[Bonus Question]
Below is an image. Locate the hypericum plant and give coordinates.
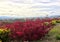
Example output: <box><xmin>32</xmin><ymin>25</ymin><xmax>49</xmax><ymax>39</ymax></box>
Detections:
<box><xmin>51</xmin><ymin>20</ymin><xmax>57</xmax><ymax>25</ymax></box>
<box><xmin>0</xmin><ymin>28</ymin><xmax>10</xmax><ymax>42</ymax></box>
<box><xmin>54</xmin><ymin>18</ymin><xmax>60</xmax><ymax>23</ymax></box>
<box><xmin>56</xmin><ymin>20</ymin><xmax>60</xmax><ymax>23</ymax></box>
<box><xmin>44</xmin><ymin>22</ymin><xmax>49</xmax><ymax>26</ymax></box>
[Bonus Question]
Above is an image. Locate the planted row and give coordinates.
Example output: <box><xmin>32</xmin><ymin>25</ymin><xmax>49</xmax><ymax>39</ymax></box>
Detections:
<box><xmin>0</xmin><ymin>18</ymin><xmax>60</xmax><ymax>42</ymax></box>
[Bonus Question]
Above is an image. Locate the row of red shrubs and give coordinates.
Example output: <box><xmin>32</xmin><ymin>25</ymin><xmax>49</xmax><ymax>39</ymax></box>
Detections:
<box><xmin>0</xmin><ymin>18</ymin><xmax>59</xmax><ymax>41</ymax></box>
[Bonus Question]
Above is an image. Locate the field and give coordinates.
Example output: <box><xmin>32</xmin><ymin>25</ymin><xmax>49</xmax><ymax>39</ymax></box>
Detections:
<box><xmin>0</xmin><ymin>18</ymin><xmax>60</xmax><ymax>42</ymax></box>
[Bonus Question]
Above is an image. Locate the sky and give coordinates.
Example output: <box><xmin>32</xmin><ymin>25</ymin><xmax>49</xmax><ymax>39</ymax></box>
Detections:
<box><xmin>0</xmin><ymin>0</ymin><xmax>60</xmax><ymax>18</ymax></box>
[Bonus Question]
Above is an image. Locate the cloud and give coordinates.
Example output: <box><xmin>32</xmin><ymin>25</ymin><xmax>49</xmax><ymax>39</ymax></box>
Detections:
<box><xmin>9</xmin><ymin>0</ymin><xmax>33</xmax><ymax>4</ymax></box>
<box><xmin>0</xmin><ymin>0</ymin><xmax>60</xmax><ymax>18</ymax></box>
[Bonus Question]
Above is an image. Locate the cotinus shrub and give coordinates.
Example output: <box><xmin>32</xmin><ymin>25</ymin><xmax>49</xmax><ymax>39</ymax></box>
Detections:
<box><xmin>5</xmin><ymin>18</ymin><xmax>54</xmax><ymax>41</ymax></box>
<box><xmin>0</xmin><ymin>18</ymin><xmax>58</xmax><ymax>42</ymax></box>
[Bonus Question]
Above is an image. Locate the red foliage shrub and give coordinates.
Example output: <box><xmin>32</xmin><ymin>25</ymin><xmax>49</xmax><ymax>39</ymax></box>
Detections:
<box><xmin>0</xmin><ymin>18</ymin><xmax>56</xmax><ymax>41</ymax></box>
<box><xmin>4</xmin><ymin>18</ymin><xmax>54</xmax><ymax>41</ymax></box>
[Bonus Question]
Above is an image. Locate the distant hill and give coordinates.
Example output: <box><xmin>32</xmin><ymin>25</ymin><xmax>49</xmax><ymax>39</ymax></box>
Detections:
<box><xmin>0</xmin><ymin>16</ymin><xmax>18</xmax><ymax>20</ymax></box>
<box><xmin>0</xmin><ymin>15</ymin><xmax>60</xmax><ymax>20</ymax></box>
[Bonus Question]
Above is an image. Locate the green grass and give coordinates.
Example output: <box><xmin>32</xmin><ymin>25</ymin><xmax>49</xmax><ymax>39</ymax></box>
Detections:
<box><xmin>40</xmin><ymin>24</ymin><xmax>60</xmax><ymax>42</ymax></box>
<box><xmin>49</xmin><ymin>24</ymin><xmax>60</xmax><ymax>35</ymax></box>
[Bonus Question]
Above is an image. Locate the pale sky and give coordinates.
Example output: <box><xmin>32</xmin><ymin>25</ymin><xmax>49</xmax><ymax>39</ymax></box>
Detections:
<box><xmin>0</xmin><ymin>0</ymin><xmax>60</xmax><ymax>18</ymax></box>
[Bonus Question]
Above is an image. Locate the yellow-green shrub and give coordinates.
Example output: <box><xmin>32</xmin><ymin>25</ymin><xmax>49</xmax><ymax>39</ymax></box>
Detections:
<box><xmin>0</xmin><ymin>28</ymin><xmax>10</xmax><ymax>42</ymax></box>
<box><xmin>51</xmin><ymin>20</ymin><xmax>57</xmax><ymax>25</ymax></box>
<box><xmin>44</xmin><ymin>22</ymin><xmax>49</xmax><ymax>26</ymax></box>
<box><xmin>56</xmin><ymin>20</ymin><xmax>60</xmax><ymax>23</ymax></box>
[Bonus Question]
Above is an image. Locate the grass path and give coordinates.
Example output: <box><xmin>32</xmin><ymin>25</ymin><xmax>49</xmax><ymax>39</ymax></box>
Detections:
<box><xmin>40</xmin><ymin>23</ymin><xmax>60</xmax><ymax>42</ymax></box>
